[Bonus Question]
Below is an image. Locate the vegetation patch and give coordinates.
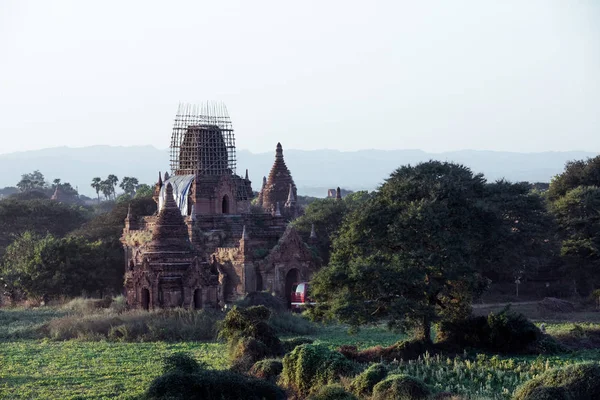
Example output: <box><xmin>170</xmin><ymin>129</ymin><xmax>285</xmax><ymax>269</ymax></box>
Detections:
<box><xmin>349</xmin><ymin>362</ymin><xmax>387</xmax><ymax>397</ymax></box>
<box><xmin>371</xmin><ymin>374</ymin><xmax>431</xmax><ymax>400</ymax></box>
<box><xmin>308</xmin><ymin>384</ymin><xmax>358</xmax><ymax>400</ymax></box>
<box><xmin>145</xmin><ymin>352</ymin><xmax>286</xmax><ymax>400</ymax></box>
<box><xmin>281</xmin><ymin>343</ymin><xmax>355</xmax><ymax>396</ymax></box>
<box><xmin>512</xmin><ymin>362</ymin><xmax>600</xmax><ymax>400</ymax></box>
<box><xmin>249</xmin><ymin>358</ymin><xmax>283</xmax><ymax>383</ymax></box>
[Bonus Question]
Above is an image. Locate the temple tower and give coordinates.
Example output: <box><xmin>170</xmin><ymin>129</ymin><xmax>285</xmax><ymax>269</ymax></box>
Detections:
<box><xmin>261</xmin><ymin>143</ymin><xmax>298</xmax><ymax>219</ymax></box>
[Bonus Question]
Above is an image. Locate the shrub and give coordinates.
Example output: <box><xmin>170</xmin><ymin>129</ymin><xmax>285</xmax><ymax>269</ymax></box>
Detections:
<box><xmin>219</xmin><ymin>305</ymin><xmax>284</xmax><ymax>370</ymax></box>
<box><xmin>487</xmin><ymin>308</ymin><xmax>540</xmax><ymax>353</ymax></box>
<box><xmin>371</xmin><ymin>374</ymin><xmax>431</xmax><ymax>400</ymax></box>
<box><xmin>308</xmin><ymin>384</ymin><xmax>358</xmax><ymax>400</ymax></box>
<box><xmin>231</xmin><ymin>337</ymin><xmax>271</xmax><ymax>372</ymax></box>
<box><xmin>145</xmin><ymin>369</ymin><xmax>286</xmax><ymax>400</ymax></box>
<box><xmin>162</xmin><ymin>353</ymin><xmax>203</xmax><ymax>374</ymax></box>
<box><xmin>438</xmin><ymin>308</ymin><xmax>553</xmax><ymax>354</ymax></box>
<box><xmin>512</xmin><ymin>362</ymin><xmax>600</xmax><ymax>400</ymax></box>
<box><xmin>281</xmin><ymin>344</ymin><xmax>354</xmax><ymax>395</ymax></box>
<box><xmin>249</xmin><ymin>359</ymin><xmax>283</xmax><ymax>383</ymax></box>
<box><xmin>282</xmin><ymin>337</ymin><xmax>314</xmax><ymax>353</ymax></box>
<box><xmin>350</xmin><ymin>363</ymin><xmax>387</xmax><ymax>396</ymax></box>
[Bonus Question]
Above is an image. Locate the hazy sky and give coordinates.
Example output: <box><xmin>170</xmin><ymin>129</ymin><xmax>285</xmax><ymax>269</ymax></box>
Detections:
<box><xmin>1</xmin><ymin>0</ymin><xmax>598</xmax><ymax>155</ymax></box>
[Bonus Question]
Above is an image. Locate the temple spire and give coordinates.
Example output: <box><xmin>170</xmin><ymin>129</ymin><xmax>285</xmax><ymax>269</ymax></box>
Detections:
<box><xmin>286</xmin><ymin>183</ymin><xmax>296</xmax><ymax>204</ymax></box>
<box><xmin>310</xmin><ymin>223</ymin><xmax>317</xmax><ymax>239</ymax></box>
<box><xmin>158</xmin><ymin>171</ymin><xmax>163</xmax><ymax>187</ymax></box>
<box><xmin>164</xmin><ymin>171</ymin><xmax>170</xmax><ymax>182</ymax></box>
<box><xmin>262</xmin><ymin>176</ymin><xmax>267</xmax><ymax>189</ymax></box>
<box><xmin>245</xmin><ymin>169</ymin><xmax>249</xmax><ymax>180</ymax></box>
<box><xmin>336</xmin><ymin>187</ymin><xmax>342</xmax><ymax>200</ymax></box>
<box><xmin>241</xmin><ymin>225</ymin><xmax>249</xmax><ymax>240</ymax></box>
<box><xmin>275</xmin><ymin>201</ymin><xmax>281</xmax><ymax>217</ymax></box>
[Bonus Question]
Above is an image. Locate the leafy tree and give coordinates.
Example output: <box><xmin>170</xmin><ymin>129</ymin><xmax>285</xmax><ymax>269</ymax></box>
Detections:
<box><xmin>548</xmin><ymin>155</ymin><xmax>600</xmax><ymax>295</ymax></box>
<box><xmin>0</xmin><ymin>232</ymin><xmax>122</xmax><ymax>299</ymax></box>
<box><xmin>479</xmin><ymin>180</ymin><xmax>559</xmax><ymax>282</ymax></box>
<box><xmin>91</xmin><ymin>177</ymin><xmax>102</xmax><ymax>203</ymax></box>
<box><xmin>292</xmin><ymin>191</ymin><xmax>372</xmax><ymax>264</ymax></box>
<box><xmin>119</xmin><ymin>177</ymin><xmax>139</xmax><ymax>198</ymax></box>
<box><xmin>309</xmin><ymin>161</ymin><xmax>493</xmax><ymax>341</ymax></box>
<box><xmin>0</xmin><ymin>198</ymin><xmax>88</xmax><ymax>258</ymax></box>
<box><xmin>548</xmin><ymin>155</ymin><xmax>600</xmax><ymax>201</ymax></box>
<box><xmin>551</xmin><ymin>186</ymin><xmax>600</xmax><ymax>294</ymax></box>
<box><xmin>16</xmin><ymin>170</ymin><xmax>46</xmax><ymax>192</ymax></box>
<box><xmin>135</xmin><ymin>184</ymin><xmax>153</xmax><ymax>199</ymax></box>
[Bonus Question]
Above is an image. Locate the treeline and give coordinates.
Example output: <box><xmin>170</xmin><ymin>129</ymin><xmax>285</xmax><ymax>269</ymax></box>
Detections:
<box><xmin>0</xmin><ymin>170</ymin><xmax>157</xmax><ymax>303</ymax></box>
<box><xmin>292</xmin><ymin>156</ymin><xmax>600</xmax><ymax>339</ymax></box>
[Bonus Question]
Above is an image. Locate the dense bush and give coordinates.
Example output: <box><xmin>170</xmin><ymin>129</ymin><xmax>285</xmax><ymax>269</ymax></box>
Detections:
<box><xmin>219</xmin><ymin>305</ymin><xmax>284</xmax><ymax>371</ymax></box>
<box><xmin>162</xmin><ymin>353</ymin><xmax>204</xmax><ymax>374</ymax></box>
<box><xmin>339</xmin><ymin>339</ymin><xmax>433</xmax><ymax>363</ymax></box>
<box><xmin>307</xmin><ymin>384</ymin><xmax>358</xmax><ymax>400</ymax></box>
<box><xmin>282</xmin><ymin>337</ymin><xmax>314</xmax><ymax>353</ymax></box>
<box><xmin>145</xmin><ymin>369</ymin><xmax>286</xmax><ymax>400</ymax></box>
<box><xmin>249</xmin><ymin>359</ymin><xmax>283</xmax><ymax>383</ymax></box>
<box><xmin>349</xmin><ymin>363</ymin><xmax>387</xmax><ymax>397</ymax></box>
<box><xmin>371</xmin><ymin>374</ymin><xmax>431</xmax><ymax>400</ymax></box>
<box><xmin>281</xmin><ymin>343</ymin><xmax>354</xmax><ymax>395</ymax></box>
<box><xmin>41</xmin><ymin>308</ymin><xmax>220</xmax><ymax>341</ymax></box>
<box><xmin>512</xmin><ymin>362</ymin><xmax>600</xmax><ymax>400</ymax></box>
<box><xmin>437</xmin><ymin>308</ymin><xmax>558</xmax><ymax>354</ymax></box>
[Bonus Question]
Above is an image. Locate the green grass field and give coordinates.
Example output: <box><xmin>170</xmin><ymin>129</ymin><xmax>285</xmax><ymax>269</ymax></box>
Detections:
<box><xmin>1</xmin><ymin>307</ymin><xmax>600</xmax><ymax>399</ymax></box>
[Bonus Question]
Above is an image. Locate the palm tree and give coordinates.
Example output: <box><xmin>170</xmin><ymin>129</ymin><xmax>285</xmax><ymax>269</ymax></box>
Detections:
<box><xmin>107</xmin><ymin>175</ymin><xmax>119</xmax><ymax>200</ymax></box>
<box><xmin>100</xmin><ymin>180</ymin><xmax>113</xmax><ymax>200</ymax></box>
<box><xmin>91</xmin><ymin>177</ymin><xmax>102</xmax><ymax>203</ymax></box>
<box><xmin>119</xmin><ymin>177</ymin><xmax>139</xmax><ymax>198</ymax></box>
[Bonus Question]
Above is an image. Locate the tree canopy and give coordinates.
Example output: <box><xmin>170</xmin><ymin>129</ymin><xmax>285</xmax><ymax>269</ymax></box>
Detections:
<box><xmin>309</xmin><ymin>161</ymin><xmax>493</xmax><ymax>340</ymax></box>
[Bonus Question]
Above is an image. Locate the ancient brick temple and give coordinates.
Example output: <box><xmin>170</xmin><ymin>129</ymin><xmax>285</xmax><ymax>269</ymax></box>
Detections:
<box><xmin>122</xmin><ymin>104</ymin><xmax>318</xmax><ymax>310</ymax></box>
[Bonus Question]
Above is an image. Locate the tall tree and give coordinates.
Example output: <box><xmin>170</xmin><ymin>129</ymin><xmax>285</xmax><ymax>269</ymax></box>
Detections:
<box><xmin>100</xmin><ymin>180</ymin><xmax>113</xmax><ymax>200</ymax></box>
<box><xmin>309</xmin><ymin>161</ymin><xmax>492</xmax><ymax>341</ymax></box>
<box><xmin>134</xmin><ymin>184</ymin><xmax>153</xmax><ymax>199</ymax></box>
<box><xmin>107</xmin><ymin>175</ymin><xmax>119</xmax><ymax>199</ymax></box>
<box><xmin>16</xmin><ymin>170</ymin><xmax>46</xmax><ymax>192</ymax></box>
<box><xmin>119</xmin><ymin>177</ymin><xmax>139</xmax><ymax>198</ymax></box>
<box><xmin>91</xmin><ymin>177</ymin><xmax>102</xmax><ymax>203</ymax></box>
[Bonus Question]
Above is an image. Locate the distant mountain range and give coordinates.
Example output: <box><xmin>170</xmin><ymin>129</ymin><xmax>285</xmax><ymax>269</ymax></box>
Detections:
<box><xmin>0</xmin><ymin>146</ymin><xmax>597</xmax><ymax>198</ymax></box>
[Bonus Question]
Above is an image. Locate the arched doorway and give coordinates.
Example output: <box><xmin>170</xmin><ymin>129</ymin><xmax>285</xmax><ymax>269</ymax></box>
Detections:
<box><xmin>222</xmin><ymin>195</ymin><xmax>229</xmax><ymax>214</ymax></box>
<box><xmin>285</xmin><ymin>269</ymin><xmax>300</xmax><ymax>309</ymax></box>
<box><xmin>193</xmin><ymin>288</ymin><xmax>202</xmax><ymax>309</ymax></box>
<box><xmin>141</xmin><ymin>288</ymin><xmax>150</xmax><ymax>311</ymax></box>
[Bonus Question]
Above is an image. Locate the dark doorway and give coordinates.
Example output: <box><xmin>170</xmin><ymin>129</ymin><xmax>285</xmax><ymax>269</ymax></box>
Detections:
<box><xmin>285</xmin><ymin>269</ymin><xmax>300</xmax><ymax>309</ymax></box>
<box><xmin>193</xmin><ymin>289</ymin><xmax>202</xmax><ymax>309</ymax></box>
<box><xmin>256</xmin><ymin>271</ymin><xmax>263</xmax><ymax>292</ymax></box>
<box><xmin>141</xmin><ymin>288</ymin><xmax>150</xmax><ymax>311</ymax></box>
<box><xmin>222</xmin><ymin>195</ymin><xmax>229</xmax><ymax>214</ymax></box>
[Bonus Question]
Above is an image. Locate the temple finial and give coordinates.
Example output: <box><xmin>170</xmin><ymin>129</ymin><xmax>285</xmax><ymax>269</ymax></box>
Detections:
<box><xmin>241</xmin><ymin>225</ymin><xmax>249</xmax><ymax>240</ymax></box>
<box><xmin>158</xmin><ymin>171</ymin><xmax>163</xmax><ymax>186</ymax></box>
<box><xmin>276</xmin><ymin>142</ymin><xmax>283</xmax><ymax>159</ymax></box>
<box><xmin>310</xmin><ymin>223</ymin><xmax>317</xmax><ymax>239</ymax></box>
<box><xmin>245</xmin><ymin>169</ymin><xmax>249</xmax><ymax>180</ymax></box>
<box><xmin>164</xmin><ymin>171</ymin><xmax>170</xmax><ymax>181</ymax></box>
<box><xmin>275</xmin><ymin>201</ymin><xmax>281</xmax><ymax>217</ymax></box>
<box><xmin>336</xmin><ymin>187</ymin><xmax>342</xmax><ymax>200</ymax></box>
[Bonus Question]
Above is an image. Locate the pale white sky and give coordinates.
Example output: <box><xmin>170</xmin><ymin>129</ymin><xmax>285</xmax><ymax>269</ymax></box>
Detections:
<box><xmin>0</xmin><ymin>0</ymin><xmax>598</xmax><ymax>155</ymax></box>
